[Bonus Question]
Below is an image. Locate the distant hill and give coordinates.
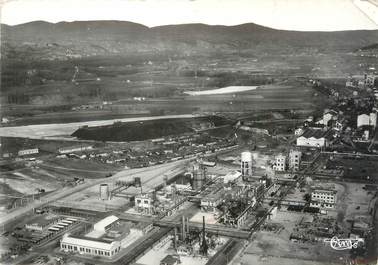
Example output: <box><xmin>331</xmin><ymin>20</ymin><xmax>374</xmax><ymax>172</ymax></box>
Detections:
<box><xmin>1</xmin><ymin>20</ymin><xmax>378</xmax><ymax>60</ymax></box>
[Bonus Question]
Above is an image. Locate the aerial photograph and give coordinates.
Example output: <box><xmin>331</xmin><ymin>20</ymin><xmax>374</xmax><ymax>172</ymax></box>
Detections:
<box><xmin>0</xmin><ymin>0</ymin><xmax>377</xmax><ymax>264</ymax></box>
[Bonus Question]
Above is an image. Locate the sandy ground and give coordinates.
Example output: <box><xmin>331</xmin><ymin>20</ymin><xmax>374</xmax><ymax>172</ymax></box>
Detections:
<box><xmin>185</xmin><ymin>86</ymin><xmax>258</xmax><ymax>96</ymax></box>
<box><xmin>0</xmin><ymin>114</ymin><xmax>196</xmax><ymax>139</ymax></box>
<box><xmin>234</xmin><ymin>210</ymin><xmax>349</xmax><ymax>265</ymax></box>
<box><xmin>190</xmin><ymin>211</ymin><xmax>219</xmax><ymax>225</ymax></box>
<box><xmin>137</xmin><ymin>237</ymin><xmax>208</xmax><ymax>265</ymax></box>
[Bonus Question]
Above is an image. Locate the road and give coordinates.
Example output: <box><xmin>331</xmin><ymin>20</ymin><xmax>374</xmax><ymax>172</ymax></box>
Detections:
<box><xmin>0</xmin><ymin>158</ymin><xmax>192</xmax><ymax>228</ymax></box>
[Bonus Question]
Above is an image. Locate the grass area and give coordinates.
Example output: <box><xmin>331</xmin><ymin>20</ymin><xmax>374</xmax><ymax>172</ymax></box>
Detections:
<box><xmin>72</xmin><ymin>115</ymin><xmax>232</xmax><ymax>142</ymax></box>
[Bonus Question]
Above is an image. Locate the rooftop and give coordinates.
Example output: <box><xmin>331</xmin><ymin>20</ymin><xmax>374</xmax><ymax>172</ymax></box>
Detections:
<box><xmin>300</xmin><ymin>128</ymin><xmax>333</xmax><ymax>139</ymax></box>
<box><xmin>94</xmin><ymin>215</ymin><xmax>119</xmax><ymax>230</ymax></box>
<box><xmin>61</xmin><ymin>234</ymin><xmax>119</xmax><ymax>251</ymax></box>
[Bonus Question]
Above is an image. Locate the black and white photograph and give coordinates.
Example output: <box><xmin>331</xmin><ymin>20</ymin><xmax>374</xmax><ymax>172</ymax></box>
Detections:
<box><xmin>0</xmin><ymin>0</ymin><xmax>378</xmax><ymax>264</ymax></box>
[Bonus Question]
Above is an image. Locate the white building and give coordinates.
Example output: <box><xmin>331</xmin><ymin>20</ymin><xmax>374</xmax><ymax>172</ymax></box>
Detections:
<box><xmin>241</xmin><ymin>151</ymin><xmax>253</xmax><ymax>179</ymax></box>
<box><xmin>296</xmin><ymin>128</ymin><xmax>331</xmax><ymax>148</ymax></box>
<box><xmin>357</xmin><ymin>113</ymin><xmax>377</xmax><ymax>128</ymax></box>
<box><xmin>60</xmin><ymin>234</ymin><xmax>121</xmax><ymax>258</ymax></box>
<box><xmin>58</xmin><ymin>145</ymin><xmax>93</xmax><ymax>154</ymax></box>
<box><xmin>288</xmin><ymin>150</ymin><xmax>302</xmax><ymax>172</ymax></box>
<box><xmin>294</xmin><ymin>128</ymin><xmax>304</xmax><ymax>136</ymax></box>
<box><xmin>322</xmin><ymin>110</ymin><xmax>337</xmax><ymax>127</ymax></box>
<box><xmin>134</xmin><ymin>193</ymin><xmax>154</xmax><ymax>215</ymax></box>
<box><xmin>18</xmin><ymin>148</ymin><xmax>39</xmax><ymax>156</ymax></box>
<box><xmin>273</xmin><ymin>154</ymin><xmax>286</xmax><ymax>172</ymax></box>
<box><xmin>93</xmin><ymin>215</ymin><xmax>119</xmax><ymax>233</ymax></box>
<box><xmin>222</xmin><ymin>171</ymin><xmax>242</xmax><ymax>184</ymax></box>
<box><xmin>310</xmin><ymin>189</ymin><xmax>337</xmax><ymax>209</ymax></box>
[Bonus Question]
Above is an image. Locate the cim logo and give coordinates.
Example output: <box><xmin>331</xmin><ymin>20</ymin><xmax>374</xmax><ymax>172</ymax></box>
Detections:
<box><xmin>324</xmin><ymin>236</ymin><xmax>364</xmax><ymax>251</ymax></box>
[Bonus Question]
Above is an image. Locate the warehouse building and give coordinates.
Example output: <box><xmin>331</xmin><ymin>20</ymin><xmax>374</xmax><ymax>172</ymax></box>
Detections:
<box><xmin>18</xmin><ymin>148</ymin><xmax>39</xmax><ymax>156</ymax></box>
<box><xmin>58</xmin><ymin>145</ymin><xmax>93</xmax><ymax>154</ymax></box>
<box><xmin>60</xmin><ymin>234</ymin><xmax>121</xmax><ymax>258</ymax></box>
<box><xmin>296</xmin><ymin>128</ymin><xmax>333</xmax><ymax>148</ymax></box>
<box><xmin>60</xmin><ymin>215</ymin><xmax>122</xmax><ymax>258</ymax></box>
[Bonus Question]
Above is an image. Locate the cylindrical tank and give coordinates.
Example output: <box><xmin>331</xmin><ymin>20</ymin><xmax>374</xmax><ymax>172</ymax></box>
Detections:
<box><xmin>99</xmin><ymin>184</ymin><xmax>109</xmax><ymax>200</ymax></box>
<box><xmin>192</xmin><ymin>163</ymin><xmax>204</xmax><ymax>190</ymax></box>
<box><xmin>241</xmin><ymin>151</ymin><xmax>253</xmax><ymax>179</ymax></box>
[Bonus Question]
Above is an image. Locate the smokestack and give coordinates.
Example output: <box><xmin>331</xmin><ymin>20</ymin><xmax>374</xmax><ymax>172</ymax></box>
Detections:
<box><xmin>174</xmin><ymin>227</ymin><xmax>177</xmax><ymax>250</ymax></box>
<box><xmin>182</xmin><ymin>215</ymin><xmax>186</xmax><ymax>241</ymax></box>
<box><xmin>202</xmin><ymin>215</ymin><xmax>205</xmax><ymax>237</ymax></box>
<box><xmin>200</xmin><ymin>215</ymin><xmax>208</xmax><ymax>256</ymax></box>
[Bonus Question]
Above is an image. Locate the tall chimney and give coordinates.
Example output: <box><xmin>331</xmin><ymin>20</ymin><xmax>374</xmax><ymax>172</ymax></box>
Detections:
<box><xmin>182</xmin><ymin>215</ymin><xmax>186</xmax><ymax>241</ymax></box>
<box><xmin>174</xmin><ymin>227</ymin><xmax>177</xmax><ymax>250</ymax></box>
<box><xmin>199</xmin><ymin>215</ymin><xmax>208</xmax><ymax>255</ymax></box>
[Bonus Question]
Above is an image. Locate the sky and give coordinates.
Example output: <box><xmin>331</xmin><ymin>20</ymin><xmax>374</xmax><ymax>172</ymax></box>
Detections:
<box><xmin>0</xmin><ymin>0</ymin><xmax>377</xmax><ymax>31</ymax></box>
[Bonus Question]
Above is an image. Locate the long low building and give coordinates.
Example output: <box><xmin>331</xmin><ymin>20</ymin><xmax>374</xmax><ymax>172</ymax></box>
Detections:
<box><xmin>61</xmin><ymin>234</ymin><xmax>121</xmax><ymax>258</ymax></box>
<box><xmin>296</xmin><ymin>128</ymin><xmax>333</xmax><ymax>148</ymax></box>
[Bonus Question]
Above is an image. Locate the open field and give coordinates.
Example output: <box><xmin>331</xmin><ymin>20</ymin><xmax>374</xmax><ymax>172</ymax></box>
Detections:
<box><xmin>72</xmin><ymin>115</ymin><xmax>231</xmax><ymax>142</ymax></box>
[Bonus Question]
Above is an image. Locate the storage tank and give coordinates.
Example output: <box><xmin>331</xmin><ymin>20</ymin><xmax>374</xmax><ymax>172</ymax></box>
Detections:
<box><xmin>99</xmin><ymin>184</ymin><xmax>109</xmax><ymax>200</ymax></box>
<box><xmin>241</xmin><ymin>151</ymin><xmax>253</xmax><ymax>180</ymax></box>
<box><xmin>192</xmin><ymin>162</ymin><xmax>205</xmax><ymax>190</ymax></box>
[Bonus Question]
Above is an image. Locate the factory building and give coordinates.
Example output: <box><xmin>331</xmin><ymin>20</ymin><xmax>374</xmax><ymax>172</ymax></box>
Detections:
<box><xmin>60</xmin><ymin>234</ymin><xmax>121</xmax><ymax>258</ymax></box>
<box><xmin>201</xmin><ymin>191</ymin><xmax>223</xmax><ymax>212</ymax></box>
<box><xmin>357</xmin><ymin>113</ymin><xmax>377</xmax><ymax>128</ymax></box>
<box><xmin>60</xmin><ymin>215</ymin><xmax>121</xmax><ymax>258</ymax></box>
<box><xmin>58</xmin><ymin>145</ymin><xmax>93</xmax><ymax>154</ymax></box>
<box><xmin>93</xmin><ymin>215</ymin><xmax>119</xmax><ymax>233</ymax></box>
<box><xmin>18</xmin><ymin>148</ymin><xmax>39</xmax><ymax>156</ymax></box>
<box><xmin>134</xmin><ymin>193</ymin><xmax>154</xmax><ymax>215</ymax></box>
<box><xmin>241</xmin><ymin>151</ymin><xmax>253</xmax><ymax>180</ymax></box>
<box><xmin>321</xmin><ymin>110</ymin><xmax>338</xmax><ymax>127</ymax></box>
<box><xmin>310</xmin><ymin>189</ymin><xmax>337</xmax><ymax>209</ymax></box>
<box><xmin>288</xmin><ymin>150</ymin><xmax>302</xmax><ymax>172</ymax></box>
<box><xmin>273</xmin><ymin>154</ymin><xmax>286</xmax><ymax>172</ymax></box>
<box><xmin>296</xmin><ymin>128</ymin><xmax>332</xmax><ymax>148</ymax></box>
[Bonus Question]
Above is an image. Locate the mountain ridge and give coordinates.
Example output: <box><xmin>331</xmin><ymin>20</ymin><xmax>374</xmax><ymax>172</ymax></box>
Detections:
<box><xmin>2</xmin><ymin>20</ymin><xmax>378</xmax><ymax>60</ymax></box>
